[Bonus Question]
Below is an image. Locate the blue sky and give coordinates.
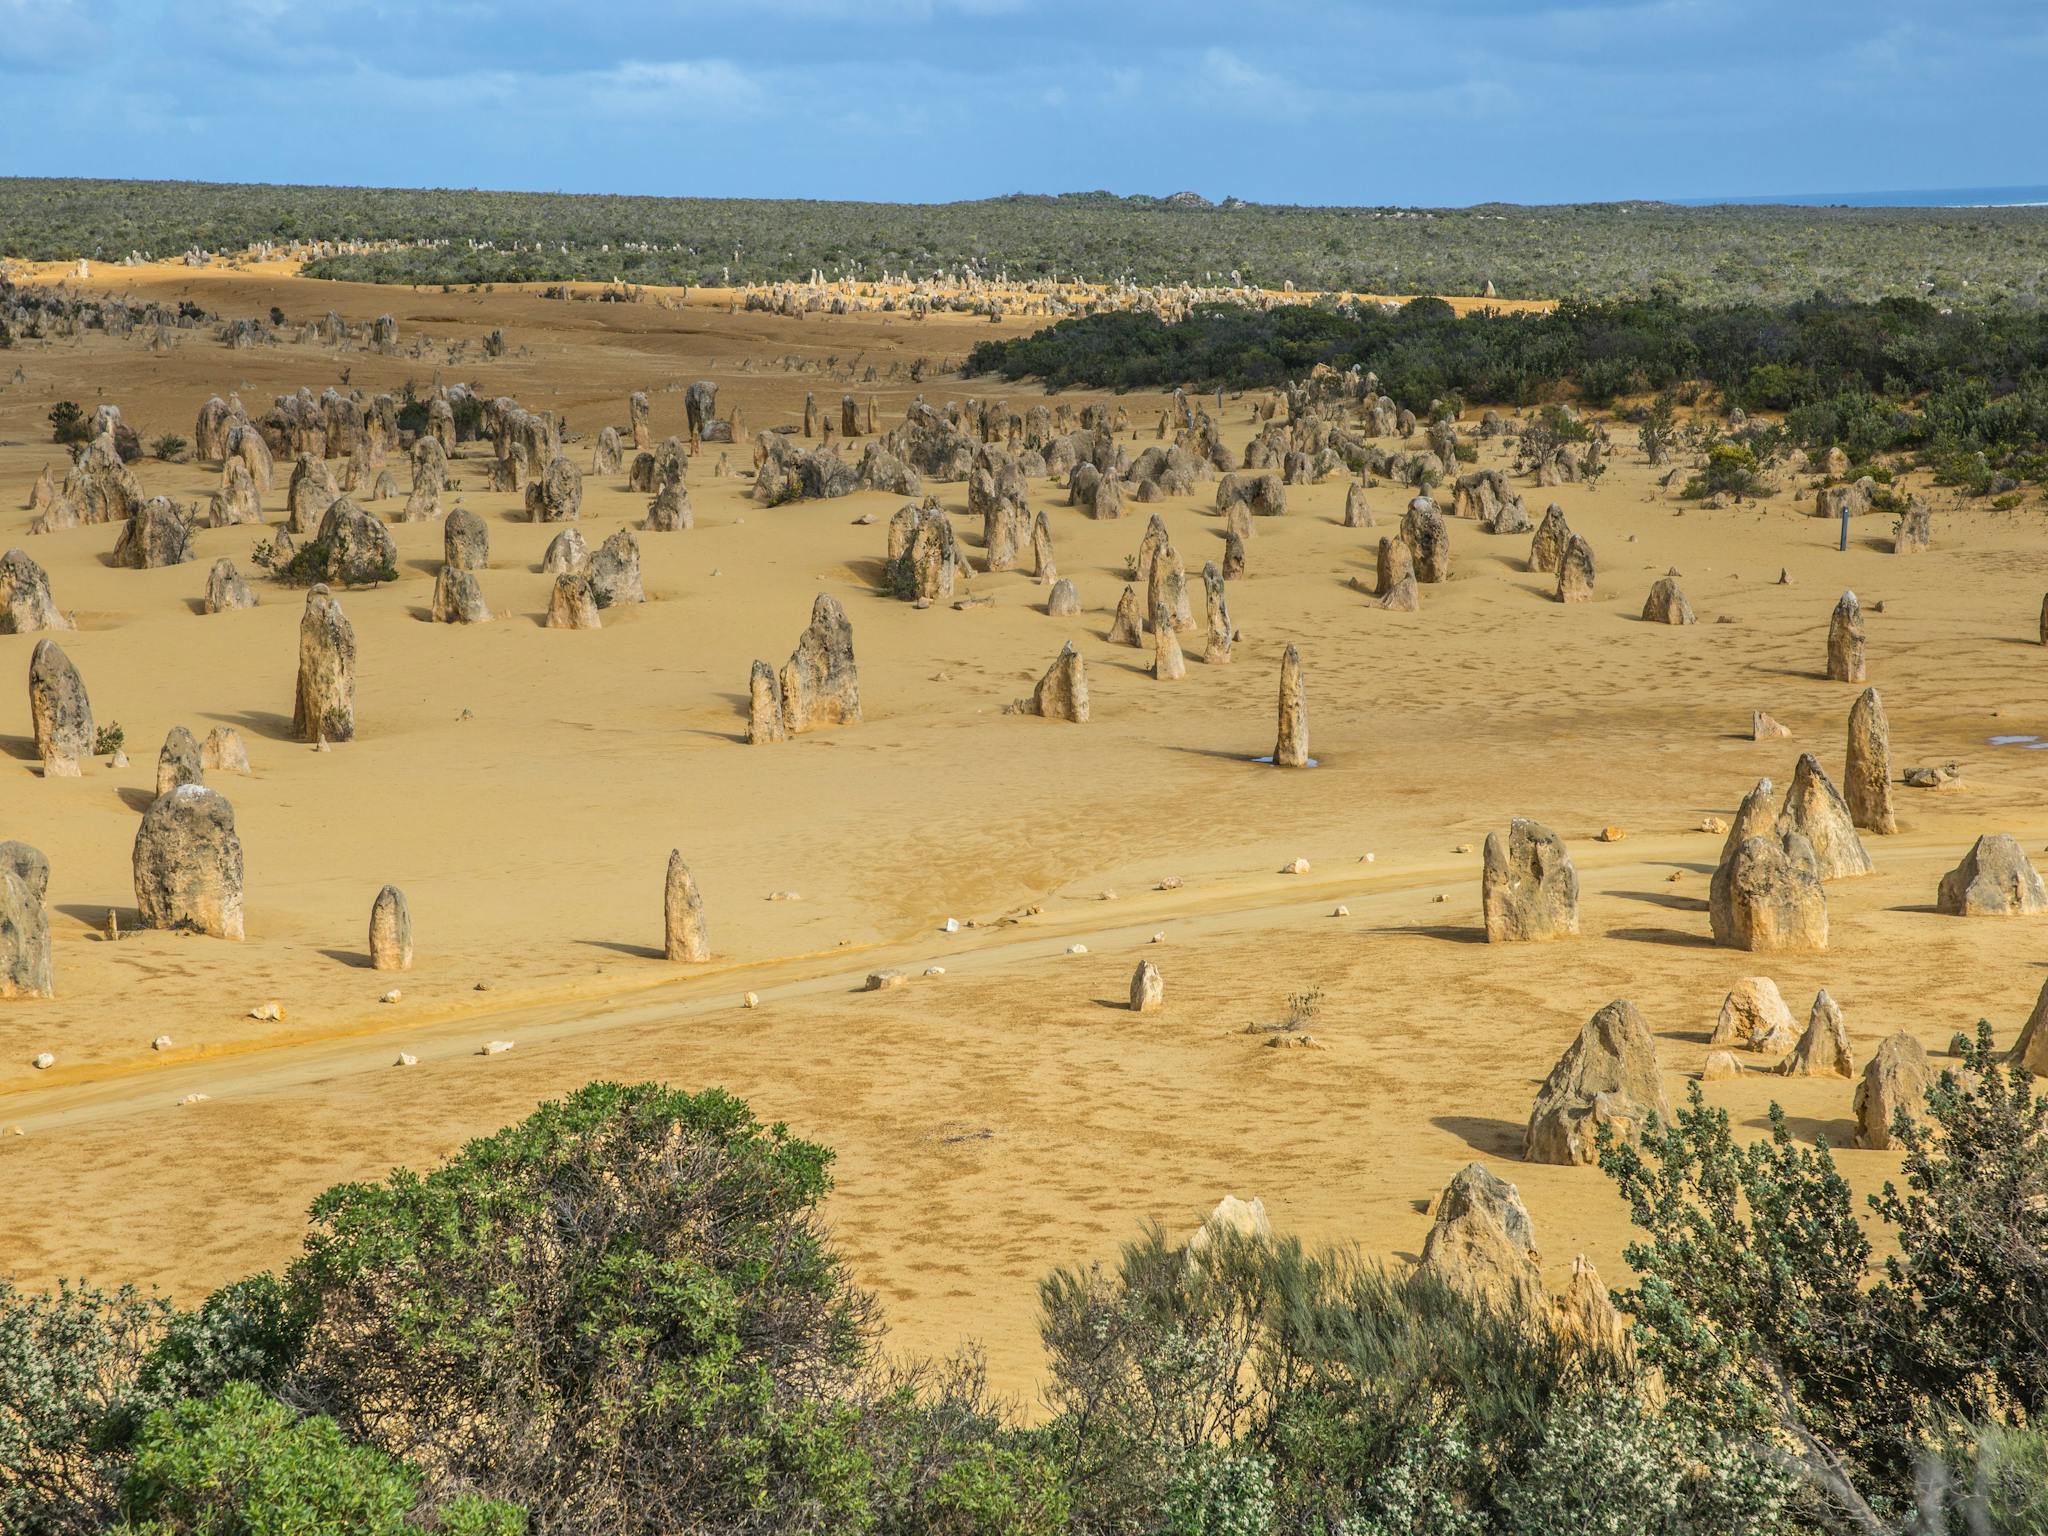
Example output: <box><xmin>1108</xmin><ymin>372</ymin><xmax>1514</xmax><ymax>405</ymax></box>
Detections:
<box><xmin>0</xmin><ymin>0</ymin><xmax>2038</xmax><ymax>206</ymax></box>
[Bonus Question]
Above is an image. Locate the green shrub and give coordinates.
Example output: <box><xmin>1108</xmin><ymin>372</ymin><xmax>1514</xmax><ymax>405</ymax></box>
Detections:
<box><xmin>0</xmin><ymin>1279</ymin><xmax>169</xmax><ymax>1535</ymax></box>
<box><xmin>113</xmin><ymin>1382</ymin><xmax>523</xmax><ymax>1536</ymax></box>
<box><xmin>286</xmin><ymin>1082</ymin><xmax>878</xmax><ymax>1535</ymax></box>
<box><xmin>48</xmin><ymin>401</ymin><xmax>90</xmax><ymax>445</ymax></box>
<box><xmin>150</xmin><ymin>434</ymin><xmax>188</xmax><ymax>462</ymax></box>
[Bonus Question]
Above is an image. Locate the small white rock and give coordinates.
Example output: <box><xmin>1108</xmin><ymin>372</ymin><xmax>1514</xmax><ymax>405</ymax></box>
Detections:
<box><xmin>1333</xmin><ymin>905</ymin><xmax>1349</xmax><ymax>917</ymax></box>
<box><xmin>479</xmin><ymin>1039</ymin><xmax>514</xmax><ymax>1055</ymax></box>
<box><xmin>942</xmin><ymin>917</ymin><xmax>960</xmax><ymax>934</ymax></box>
<box><xmin>1285</xmin><ymin>858</ymin><xmax>1310</xmax><ymax>875</ymax></box>
<box><xmin>379</xmin><ymin>989</ymin><xmax>402</xmax><ymax>1004</ymax></box>
<box><xmin>151</xmin><ymin>1034</ymin><xmax>172</xmax><ymax>1051</ymax></box>
<box><xmin>1157</xmin><ymin>875</ymin><xmax>1183</xmax><ymax>890</ymax></box>
<box><xmin>1363</xmin><ymin>852</ymin><xmax>1376</xmax><ymax>863</ymax></box>
<box><xmin>865</xmin><ymin>969</ymin><xmax>908</xmax><ymax>991</ymax></box>
<box><xmin>742</xmin><ymin>991</ymin><xmax>760</xmax><ymax>1009</ymax></box>
<box><xmin>1150</xmin><ymin>931</ymin><xmax>1166</xmax><ymax>944</ymax></box>
<box><xmin>249</xmin><ymin>1000</ymin><xmax>283</xmax><ymax>1021</ymax></box>
<box><xmin>924</xmin><ymin>965</ymin><xmax>946</xmax><ymax>976</ymax></box>
<box><xmin>31</xmin><ymin>1052</ymin><xmax>55</xmax><ymax>1071</ymax></box>
<box><xmin>394</xmin><ymin>1052</ymin><xmax>418</xmax><ymax>1067</ymax></box>
<box><xmin>179</xmin><ymin>1093</ymin><xmax>209</xmax><ymax>1105</ymax></box>
<box><xmin>1066</xmin><ymin>943</ymin><xmax>1089</xmax><ymax>956</ymax></box>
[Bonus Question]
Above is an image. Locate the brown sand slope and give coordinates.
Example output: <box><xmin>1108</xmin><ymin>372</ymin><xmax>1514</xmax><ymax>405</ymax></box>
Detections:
<box><xmin>3</xmin><ymin>268</ymin><xmax>2046</xmax><ymax>1399</ymax></box>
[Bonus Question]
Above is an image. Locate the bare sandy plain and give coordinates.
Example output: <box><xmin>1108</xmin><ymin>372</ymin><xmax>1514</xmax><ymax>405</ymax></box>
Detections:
<box><xmin>3</xmin><ymin>263</ymin><xmax>2047</xmax><ymax>1401</ymax></box>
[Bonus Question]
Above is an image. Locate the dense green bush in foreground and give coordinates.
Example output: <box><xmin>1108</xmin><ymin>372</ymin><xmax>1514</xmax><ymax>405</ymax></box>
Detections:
<box><xmin>3</xmin><ymin>1033</ymin><xmax>2043</xmax><ymax>1534</ymax></box>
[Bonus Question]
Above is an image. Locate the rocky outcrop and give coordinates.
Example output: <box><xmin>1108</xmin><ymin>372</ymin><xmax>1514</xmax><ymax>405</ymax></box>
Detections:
<box><xmin>663</xmin><ymin>850</ymin><xmax>709</xmax><ymax>962</ymax></box>
<box><xmin>1774</xmin><ymin>753</ymin><xmax>1873</xmax><ymax>880</ymax></box>
<box><xmin>1108</xmin><ymin>585</ymin><xmax>1144</xmax><ymax>646</ymax></box>
<box><xmin>1555</xmin><ymin>534</ymin><xmax>1595</xmax><ymax>603</ymax></box>
<box><xmin>305</xmin><ymin>498</ymin><xmax>397</xmax><ymax>586</ymax></box>
<box><xmin>1710</xmin><ymin>976</ymin><xmax>1797</xmax><ymax>1051</ymax></box>
<box><xmin>369</xmin><ymin>885</ymin><xmax>412</xmax><ymax>970</ymax></box>
<box><xmin>587</xmin><ymin>529</ymin><xmax>644</xmax><ymax>607</ymax></box>
<box><xmin>1272</xmin><ymin>645</ymin><xmax>1308</xmax><ymax>766</ymax></box>
<box><xmin>1129</xmin><ymin>959</ymin><xmax>1163</xmax><ymax>1013</ymax></box>
<box><xmin>545</xmin><ymin>574</ymin><xmax>600</xmax><ymax>630</ymax></box>
<box><xmin>1853</xmin><ymin>1032</ymin><xmax>1931</xmax><ymax>1150</ymax></box>
<box><xmin>0</xmin><ymin>840</ymin><xmax>53</xmax><ymax>999</ymax></box>
<box><xmin>292</xmin><ymin>585</ymin><xmax>356</xmax><ymax>744</ymax></box>
<box><xmin>525</xmin><ymin>456</ymin><xmax>584</xmax><ymax>522</ymax></box>
<box><xmin>1529</xmin><ymin>503</ymin><xmax>1571</xmax><ymax>573</ymax></box>
<box><xmin>443</xmin><ymin>507</ymin><xmax>490</xmax><ymax>571</ymax></box>
<box><xmin>113</xmin><ymin>498</ymin><xmax>194</xmax><ymax>569</ymax></box>
<box><xmin>0</xmin><ymin>548</ymin><xmax>69</xmax><ymax>633</ymax></box>
<box><xmin>1482</xmin><ymin>818</ymin><xmax>1579</xmax><ymax>943</ymax></box>
<box><xmin>1844</xmin><ymin>687</ymin><xmax>1895</xmax><ymax>835</ymax></box>
<box><xmin>155</xmin><ymin>725</ymin><xmax>203</xmax><ymax>797</ymax></box>
<box><xmin>541</xmin><ymin>527</ymin><xmax>588</xmax><ymax>576</ymax></box>
<box><xmin>1721</xmin><ymin>778</ymin><xmax>1778</xmax><ymax>864</ymax></box>
<box><xmin>203</xmin><ymin>558</ymin><xmax>256</xmax><ymax>614</ymax></box>
<box><xmin>1400</xmin><ymin>498</ymin><xmax>1450</xmax><ymax>583</ymax></box>
<box><xmin>1641</xmin><ymin>571</ymin><xmax>1695</xmax><ymax>624</ymax></box>
<box><xmin>1416</xmin><ymin>1162</ymin><xmax>1543</xmax><ymax>1316</ymax></box>
<box><xmin>747</xmin><ymin>660</ymin><xmax>785</xmax><ymax>743</ymax></box>
<box><xmin>1827</xmin><ymin>591</ymin><xmax>1866</xmax><ymax>682</ymax></box>
<box><xmin>133</xmin><ymin>784</ymin><xmax>244</xmax><ymax>939</ymax></box>
<box><xmin>1710</xmin><ymin>832</ymin><xmax>1828</xmax><ymax>952</ymax></box>
<box><xmin>1525</xmin><ymin>1000</ymin><xmax>1671</xmax><ymax>1164</ymax></box>
<box><xmin>430</xmin><ymin>565</ymin><xmax>491</xmax><ymax>624</ymax></box>
<box><xmin>1780</xmin><ymin>989</ymin><xmax>1853</xmax><ymax>1078</ymax></box>
<box><xmin>1935</xmin><ymin>834</ymin><xmax>2048</xmax><ymax>916</ymax></box>
<box><xmin>1023</xmin><ymin>641</ymin><xmax>1087</xmax><ymax>722</ymax></box>
<box><xmin>28</xmin><ymin>638</ymin><xmax>93</xmax><ymax>776</ymax></box>
<box><xmin>779</xmin><ymin>595</ymin><xmax>860</xmax><ymax>734</ymax></box>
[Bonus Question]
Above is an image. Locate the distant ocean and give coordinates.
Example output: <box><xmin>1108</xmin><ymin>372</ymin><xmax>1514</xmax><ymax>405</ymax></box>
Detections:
<box><xmin>1674</xmin><ymin>186</ymin><xmax>2048</xmax><ymax>208</ymax></box>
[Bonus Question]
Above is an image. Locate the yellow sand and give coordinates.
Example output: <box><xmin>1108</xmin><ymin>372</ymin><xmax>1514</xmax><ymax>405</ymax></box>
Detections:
<box><xmin>2</xmin><ymin>265</ymin><xmax>2044</xmax><ymax>1400</ymax></box>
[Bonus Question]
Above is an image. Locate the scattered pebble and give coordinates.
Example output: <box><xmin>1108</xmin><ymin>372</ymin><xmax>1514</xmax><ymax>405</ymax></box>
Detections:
<box><xmin>1597</xmin><ymin>826</ymin><xmax>1626</xmax><ymax>843</ymax></box>
<box><xmin>1098</xmin><ymin>890</ymin><xmax>1117</xmax><ymax>902</ymax></box>
<box><xmin>865</xmin><ymin>969</ymin><xmax>907</xmax><ymax>991</ymax></box>
<box><xmin>179</xmin><ymin>1093</ymin><xmax>210</xmax><ymax>1105</ymax></box>
<box><xmin>1667</xmin><ymin>870</ymin><xmax>1684</xmax><ymax>883</ymax></box>
<box><xmin>1157</xmin><ymin>875</ymin><xmax>1183</xmax><ymax>890</ymax></box>
<box><xmin>151</xmin><ymin>1034</ymin><xmax>172</xmax><ymax>1051</ymax></box>
<box><xmin>941</xmin><ymin>917</ymin><xmax>960</xmax><ymax>934</ymax></box>
<box><xmin>110</xmin><ymin>749</ymin><xmax>129</xmax><ymax>767</ymax></box>
<box><xmin>1065</xmin><ymin>943</ymin><xmax>1089</xmax><ymax>955</ymax></box>
<box><xmin>1362</xmin><ymin>852</ymin><xmax>1376</xmax><ymax>864</ymax></box>
<box><xmin>1150</xmin><ymin>931</ymin><xmax>1166</xmax><ymax>944</ymax></box>
<box><xmin>1285</xmin><ymin>858</ymin><xmax>1310</xmax><ymax>875</ymax></box>
<box><xmin>31</xmin><ymin>1052</ymin><xmax>54</xmax><ymax>1070</ymax></box>
<box><xmin>474</xmin><ymin>980</ymin><xmax>492</xmax><ymax>991</ymax></box>
<box><xmin>1453</xmin><ymin>843</ymin><xmax>1473</xmax><ymax>854</ymax></box>
<box><xmin>479</xmin><ymin>1040</ymin><xmax>514</xmax><ymax>1055</ymax></box>
<box><xmin>394</xmin><ymin>1052</ymin><xmax>418</xmax><ymax>1067</ymax></box>
<box><xmin>1700</xmin><ymin>815</ymin><xmax>1727</xmax><ymax>834</ymax></box>
<box><xmin>1432</xmin><ymin>893</ymin><xmax>1449</xmax><ymax>904</ymax></box>
<box><xmin>924</xmin><ymin>965</ymin><xmax>946</xmax><ymax>977</ymax></box>
<box><xmin>742</xmin><ymin>991</ymin><xmax>760</xmax><ymax>1009</ymax></box>
<box><xmin>3</xmin><ymin>1125</ymin><xmax>21</xmax><ymax>1137</ymax></box>
<box><xmin>249</xmin><ymin>1001</ymin><xmax>283</xmax><ymax>1021</ymax></box>
<box><xmin>768</xmin><ymin>890</ymin><xmax>801</xmax><ymax>902</ymax></box>
<box><xmin>379</xmin><ymin>989</ymin><xmax>402</xmax><ymax>1004</ymax></box>
<box><xmin>1333</xmin><ymin>904</ymin><xmax>1349</xmax><ymax>917</ymax></box>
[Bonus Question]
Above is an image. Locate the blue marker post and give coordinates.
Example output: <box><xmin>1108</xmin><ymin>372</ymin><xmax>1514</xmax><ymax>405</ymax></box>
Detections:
<box><xmin>1839</xmin><ymin>504</ymin><xmax>1849</xmax><ymax>552</ymax></box>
